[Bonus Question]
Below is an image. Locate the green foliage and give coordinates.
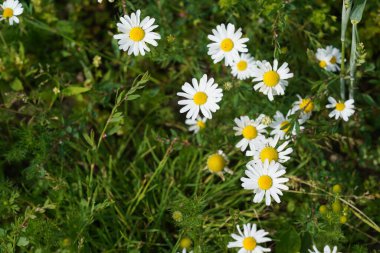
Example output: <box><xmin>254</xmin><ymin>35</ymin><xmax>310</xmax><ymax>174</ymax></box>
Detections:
<box><xmin>0</xmin><ymin>0</ymin><xmax>379</xmax><ymax>252</ymax></box>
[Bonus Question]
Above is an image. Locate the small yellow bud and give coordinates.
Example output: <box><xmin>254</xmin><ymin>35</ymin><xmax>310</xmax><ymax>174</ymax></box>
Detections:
<box><xmin>332</xmin><ymin>184</ymin><xmax>342</xmax><ymax>194</ymax></box>
<box><xmin>340</xmin><ymin>215</ymin><xmax>347</xmax><ymax>224</ymax></box>
<box><xmin>332</xmin><ymin>201</ymin><xmax>342</xmax><ymax>213</ymax></box>
<box><xmin>180</xmin><ymin>237</ymin><xmax>192</xmax><ymax>249</ymax></box>
<box><xmin>319</xmin><ymin>205</ymin><xmax>328</xmax><ymax>214</ymax></box>
<box><xmin>172</xmin><ymin>211</ymin><xmax>183</xmax><ymax>222</ymax></box>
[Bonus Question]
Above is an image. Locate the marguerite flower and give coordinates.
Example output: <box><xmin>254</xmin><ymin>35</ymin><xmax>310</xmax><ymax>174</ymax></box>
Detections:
<box><xmin>206</xmin><ymin>150</ymin><xmax>233</xmax><ymax>180</ymax></box>
<box><xmin>316</xmin><ymin>46</ymin><xmax>341</xmax><ymax>72</ymax></box>
<box><xmin>270</xmin><ymin>110</ymin><xmax>304</xmax><ymax>140</ymax></box>
<box><xmin>241</xmin><ymin>160</ymin><xmax>289</xmax><ymax>206</ymax></box>
<box><xmin>231</xmin><ymin>53</ymin><xmax>257</xmax><ymax>80</ymax></box>
<box><xmin>326</xmin><ymin>97</ymin><xmax>355</xmax><ymax>121</ymax></box>
<box><xmin>233</xmin><ymin>116</ymin><xmax>266</xmax><ymax>152</ymax></box>
<box><xmin>177</xmin><ymin>74</ymin><xmax>223</xmax><ymax>120</ymax></box>
<box><xmin>185</xmin><ymin>116</ymin><xmax>206</xmax><ymax>134</ymax></box>
<box><xmin>207</xmin><ymin>23</ymin><xmax>249</xmax><ymax>66</ymax></box>
<box><xmin>227</xmin><ymin>223</ymin><xmax>271</xmax><ymax>253</ymax></box>
<box><xmin>246</xmin><ymin>136</ymin><xmax>293</xmax><ymax>165</ymax></box>
<box><xmin>308</xmin><ymin>245</ymin><xmax>339</xmax><ymax>253</ymax></box>
<box><xmin>0</xmin><ymin>0</ymin><xmax>23</xmax><ymax>25</ymax></box>
<box><xmin>113</xmin><ymin>9</ymin><xmax>161</xmax><ymax>56</ymax></box>
<box><xmin>291</xmin><ymin>95</ymin><xmax>315</xmax><ymax>122</ymax></box>
<box><xmin>252</xmin><ymin>59</ymin><xmax>293</xmax><ymax>101</ymax></box>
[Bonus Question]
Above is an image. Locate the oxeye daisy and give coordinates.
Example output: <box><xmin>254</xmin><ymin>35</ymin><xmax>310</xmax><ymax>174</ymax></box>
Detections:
<box><xmin>316</xmin><ymin>46</ymin><xmax>341</xmax><ymax>72</ymax></box>
<box><xmin>0</xmin><ymin>0</ymin><xmax>23</xmax><ymax>25</ymax></box>
<box><xmin>246</xmin><ymin>136</ymin><xmax>293</xmax><ymax>165</ymax></box>
<box><xmin>241</xmin><ymin>160</ymin><xmax>289</xmax><ymax>206</ymax></box>
<box><xmin>231</xmin><ymin>53</ymin><xmax>257</xmax><ymax>80</ymax></box>
<box><xmin>207</xmin><ymin>23</ymin><xmax>249</xmax><ymax>66</ymax></box>
<box><xmin>291</xmin><ymin>95</ymin><xmax>314</xmax><ymax>122</ymax></box>
<box><xmin>113</xmin><ymin>9</ymin><xmax>161</xmax><ymax>56</ymax></box>
<box><xmin>185</xmin><ymin>116</ymin><xmax>207</xmax><ymax>134</ymax></box>
<box><xmin>326</xmin><ymin>97</ymin><xmax>355</xmax><ymax>121</ymax></box>
<box><xmin>308</xmin><ymin>245</ymin><xmax>339</xmax><ymax>253</ymax></box>
<box><xmin>252</xmin><ymin>59</ymin><xmax>293</xmax><ymax>101</ymax></box>
<box><xmin>177</xmin><ymin>74</ymin><xmax>223</xmax><ymax>120</ymax></box>
<box><xmin>227</xmin><ymin>223</ymin><xmax>271</xmax><ymax>253</ymax></box>
<box><xmin>233</xmin><ymin>116</ymin><xmax>266</xmax><ymax>152</ymax></box>
<box><xmin>206</xmin><ymin>150</ymin><xmax>233</xmax><ymax>180</ymax></box>
<box><xmin>270</xmin><ymin>110</ymin><xmax>304</xmax><ymax>140</ymax></box>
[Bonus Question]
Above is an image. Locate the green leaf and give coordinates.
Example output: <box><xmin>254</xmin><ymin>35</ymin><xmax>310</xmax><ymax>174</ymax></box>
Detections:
<box><xmin>276</xmin><ymin>226</ymin><xmax>301</xmax><ymax>253</ymax></box>
<box><xmin>10</xmin><ymin>78</ymin><xmax>24</xmax><ymax>91</ymax></box>
<box><xmin>350</xmin><ymin>0</ymin><xmax>367</xmax><ymax>24</ymax></box>
<box><xmin>62</xmin><ymin>86</ymin><xmax>91</xmax><ymax>96</ymax></box>
<box><xmin>126</xmin><ymin>94</ymin><xmax>140</xmax><ymax>101</ymax></box>
<box><xmin>17</xmin><ymin>237</ymin><xmax>29</xmax><ymax>247</ymax></box>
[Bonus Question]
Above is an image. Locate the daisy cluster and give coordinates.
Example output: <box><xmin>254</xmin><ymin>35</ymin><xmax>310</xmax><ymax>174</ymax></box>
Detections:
<box><xmin>4</xmin><ymin>4</ymin><xmax>353</xmax><ymax>252</ymax></box>
<box><xmin>172</xmin><ymin>21</ymin><xmax>353</xmax><ymax>252</ymax></box>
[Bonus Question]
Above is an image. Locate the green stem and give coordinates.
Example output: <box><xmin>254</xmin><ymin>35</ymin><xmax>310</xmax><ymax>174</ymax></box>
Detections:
<box><xmin>340</xmin><ymin>0</ymin><xmax>351</xmax><ymax>100</ymax></box>
<box><xmin>349</xmin><ymin>23</ymin><xmax>357</xmax><ymax>99</ymax></box>
<box><xmin>340</xmin><ymin>40</ymin><xmax>346</xmax><ymax>100</ymax></box>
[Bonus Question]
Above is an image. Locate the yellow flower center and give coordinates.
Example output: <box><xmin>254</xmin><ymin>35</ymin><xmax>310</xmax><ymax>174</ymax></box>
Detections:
<box><xmin>3</xmin><ymin>8</ymin><xmax>13</xmax><ymax>18</ymax></box>
<box><xmin>237</xmin><ymin>60</ymin><xmax>248</xmax><ymax>71</ymax></box>
<box><xmin>258</xmin><ymin>175</ymin><xmax>273</xmax><ymax>190</ymax></box>
<box><xmin>220</xmin><ymin>38</ymin><xmax>234</xmax><ymax>52</ymax></box>
<box><xmin>335</xmin><ymin>102</ymin><xmax>345</xmax><ymax>111</ymax></box>
<box><xmin>242</xmin><ymin>125</ymin><xmax>258</xmax><ymax>140</ymax></box>
<box><xmin>129</xmin><ymin>27</ymin><xmax>145</xmax><ymax>42</ymax></box>
<box><xmin>330</xmin><ymin>56</ymin><xmax>337</xmax><ymax>64</ymax></box>
<box><xmin>280</xmin><ymin>120</ymin><xmax>290</xmax><ymax>133</ymax></box>
<box><xmin>207</xmin><ymin>154</ymin><xmax>225</xmax><ymax>172</ymax></box>
<box><xmin>193</xmin><ymin>92</ymin><xmax>208</xmax><ymax>105</ymax></box>
<box><xmin>263</xmin><ymin>71</ymin><xmax>280</xmax><ymax>87</ymax></box>
<box><xmin>260</xmin><ymin>146</ymin><xmax>278</xmax><ymax>162</ymax></box>
<box><xmin>299</xmin><ymin>98</ymin><xmax>314</xmax><ymax>113</ymax></box>
<box><xmin>197</xmin><ymin>120</ymin><xmax>205</xmax><ymax>129</ymax></box>
<box><xmin>319</xmin><ymin>60</ymin><xmax>327</xmax><ymax>68</ymax></box>
<box><xmin>180</xmin><ymin>237</ymin><xmax>192</xmax><ymax>249</ymax></box>
<box><xmin>242</xmin><ymin>237</ymin><xmax>257</xmax><ymax>250</ymax></box>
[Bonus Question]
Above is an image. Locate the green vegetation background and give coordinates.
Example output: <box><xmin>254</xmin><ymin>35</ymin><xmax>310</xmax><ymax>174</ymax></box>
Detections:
<box><xmin>0</xmin><ymin>0</ymin><xmax>379</xmax><ymax>252</ymax></box>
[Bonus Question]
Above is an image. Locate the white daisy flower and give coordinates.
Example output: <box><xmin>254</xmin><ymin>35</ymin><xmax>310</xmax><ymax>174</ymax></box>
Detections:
<box><xmin>246</xmin><ymin>136</ymin><xmax>293</xmax><ymax>165</ymax></box>
<box><xmin>291</xmin><ymin>95</ymin><xmax>315</xmax><ymax>122</ymax></box>
<box><xmin>98</xmin><ymin>0</ymin><xmax>114</xmax><ymax>3</ymax></box>
<box><xmin>233</xmin><ymin>116</ymin><xmax>266</xmax><ymax>152</ymax></box>
<box><xmin>207</xmin><ymin>23</ymin><xmax>249</xmax><ymax>66</ymax></box>
<box><xmin>177</xmin><ymin>74</ymin><xmax>223</xmax><ymax>120</ymax></box>
<box><xmin>231</xmin><ymin>53</ymin><xmax>257</xmax><ymax>80</ymax></box>
<box><xmin>0</xmin><ymin>0</ymin><xmax>23</xmax><ymax>25</ymax></box>
<box><xmin>270</xmin><ymin>110</ymin><xmax>304</xmax><ymax>140</ymax></box>
<box><xmin>227</xmin><ymin>223</ymin><xmax>271</xmax><ymax>253</ymax></box>
<box><xmin>308</xmin><ymin>245</ymin><xmax>339</xmax><ymax>253</ymax></box>
<box><xmin>185</xmin><ymin>116</ymin><xmax>206</xmax><ymax>134</ymax></box>
<box><xmin>113</xmin><ymin>9</ymin><xmax>161</xmax><ymax>56</ymax></box>
<box><xmin>326</xmin><ymin>97</ymin><xmax>355</xmax><ymax>121</ymax></box>
<box><xmin>206</xmin><ymin>150</ymin><xmax>233</xmax><ymax>180</ymax></box>
<box><xmin>252</xmin><ymin>59</ymin><xmax>294</xmax><ymax>101</ymax></box>
<box><xmin>241</xmin><ymin>160</ymin><xmax>289</xmax><ymax>206</ymax></box>
<box><xmin>316</xmin><ymin>46</ymin><xmax>341</xmax><ymax>72</ymax></box>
